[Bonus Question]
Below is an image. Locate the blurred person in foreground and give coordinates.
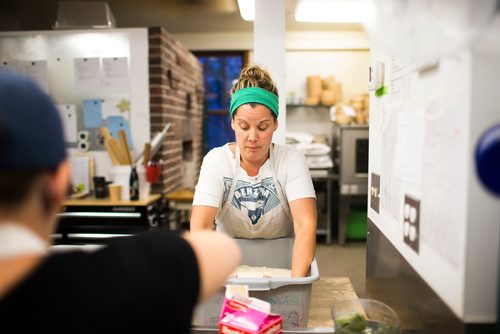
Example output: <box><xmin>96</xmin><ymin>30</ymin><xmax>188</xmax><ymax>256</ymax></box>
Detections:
<box><xmin>0</xmin><ymin>70</ymin><xmax>240</xmax><ymax>333</ymax></box>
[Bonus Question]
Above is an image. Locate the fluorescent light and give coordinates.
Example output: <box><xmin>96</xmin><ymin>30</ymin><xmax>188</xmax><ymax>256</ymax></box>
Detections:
<box><xmin>295</xmin><ymin>0</ymin><xmax>375</xmax><ymax>23</ymax></box>
<box><xmin>237</xmin><ymin>0</ymin><xmax>255</xmax><ymax>21</ymax></box>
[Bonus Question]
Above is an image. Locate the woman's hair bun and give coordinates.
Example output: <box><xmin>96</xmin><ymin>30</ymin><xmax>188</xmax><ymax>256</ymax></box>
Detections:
<box><xmin>231</xmin><ymin>65</ymin><xmax>278</xmax><ymax>96</ymax></box>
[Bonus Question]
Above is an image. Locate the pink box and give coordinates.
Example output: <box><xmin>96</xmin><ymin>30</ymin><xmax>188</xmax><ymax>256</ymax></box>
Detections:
<box><xmin>219</xmin><ymin>285</ymin><xmax>282</xmax><ymax>334</ymax></box>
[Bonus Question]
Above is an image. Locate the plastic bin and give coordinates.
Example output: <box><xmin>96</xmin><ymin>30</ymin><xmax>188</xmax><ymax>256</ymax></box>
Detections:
<box><xmin>193</xmin><ymin>237</ymin><xmax>320</xmax><ymax>329</ymax></box>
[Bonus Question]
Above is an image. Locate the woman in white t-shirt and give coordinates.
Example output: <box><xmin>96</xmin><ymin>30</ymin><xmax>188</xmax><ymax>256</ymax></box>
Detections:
<box><xmin>191</xmin><ymin>66</ymin><xmax>317</xmax><ymax>277</ymax></box>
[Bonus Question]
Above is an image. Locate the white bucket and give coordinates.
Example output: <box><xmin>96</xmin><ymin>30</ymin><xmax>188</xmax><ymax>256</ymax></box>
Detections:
<box><xmin>110</xmin><ymin>165</ymin><xmax>131</xmax><ymax>201</ymax></box>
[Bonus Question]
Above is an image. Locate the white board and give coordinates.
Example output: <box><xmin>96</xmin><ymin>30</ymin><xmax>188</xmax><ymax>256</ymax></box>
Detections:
<box><xmin>0</xmin><ymin>28</ymin><xmax>150</xmax><ymax>178</ymax></box>
<box><xmin>368</xmin><ymin>19</ymin><xmax>499</xmax><ymax>323</ymax></box>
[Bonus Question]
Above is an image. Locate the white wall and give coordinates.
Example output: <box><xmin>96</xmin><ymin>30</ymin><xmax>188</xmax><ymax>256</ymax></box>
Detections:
<box><xmin>174</xmin><ymin>31</ymin><xmax>370</xmax><ymax>51</ymax></box>
<box><xmin>254</xmin><ymin>0</ymin><xmax>286</xmax><ymax>144</ymax></box>
<box><xmin>286</xmin><ymin>50</ymin><xmax>370</xmax><ymax>104</ymax></box>
<box><xmin>175</xmin><ymin>30</ymin><xmax>370</xmax><ymax>104</ymax></box>
<box><xmin>174</xmin><ymin>30</ymin><xmax>370</xmax><ymax>141</ymax></box>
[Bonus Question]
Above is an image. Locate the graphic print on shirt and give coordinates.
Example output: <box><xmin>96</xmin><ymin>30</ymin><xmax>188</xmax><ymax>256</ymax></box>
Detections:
<box><xmin>223</xmin><ymin>177</ymin><xmax>281</xmax><ymax>225</ymax></box>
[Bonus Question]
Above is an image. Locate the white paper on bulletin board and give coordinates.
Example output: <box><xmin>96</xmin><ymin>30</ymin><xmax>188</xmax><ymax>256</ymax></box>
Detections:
<box><xmin>380</xmin><ymin>103</ymin><xmax>401</xmax><ymax>221</ymax></box>
<box><xmin>0</xmin><ymin>59</ymin><xmax>23</xmax><ymax>72</ymax></box>
<box><xmin>24</xmin><ymin>60</ymin><xmax>49</xmax><ymax>93</ymax></box>
<box><xmin>395</xmin><ymin>110</ymin><xmax>424</xmax><ymax>189</ymax></box>
<box><xmin>420</xmin><ymin>56</ymin><xmax>468</xmax><ymax>271</ymax></box>
<box><xmin>69</xmin><ymin>155</ymin><xmax>91</xmax><ymax>195</ymax></box>
<box><xmin>57</xmin><ymin>104</ymin><xmax>78</xmax><ymax>143</ymax></box>
<box><xmin>102</xmin><ymin>57</ymin><xmax>129</xmax><ymax>92</ymax></box>
<box><xmin>74</xmin><ymin>57</ymin><xmax>101</xmax><ymax>91</ymax></box>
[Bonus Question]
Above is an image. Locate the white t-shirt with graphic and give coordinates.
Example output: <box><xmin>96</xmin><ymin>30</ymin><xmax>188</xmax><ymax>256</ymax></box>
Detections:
<box><xmin>193</xmin><ymin>143</ymin><xmax>316</xmax><ymax>227</ymax></box>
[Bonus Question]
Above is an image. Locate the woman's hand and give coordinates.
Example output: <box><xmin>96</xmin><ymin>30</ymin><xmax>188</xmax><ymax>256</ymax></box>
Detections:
<box><xmin>289</xmin><ymin>197</ymin><xmax>317</xmax><ymax>277</ymax></box>
<box><xmin>190</xmin><ymin>205</ymin><xmax>218</xmax><ymax>232</ymax></box>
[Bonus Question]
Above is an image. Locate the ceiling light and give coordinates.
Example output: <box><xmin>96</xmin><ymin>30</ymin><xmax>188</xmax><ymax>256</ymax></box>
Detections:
<box><xmin>295</xmin><ymin>0</ymin><xmax>375</xmax><ymax>23</ymax></box>
<box><xmin>237</xmin><ymin>0</ymin><xmax>255</xmax><ymax>21</ymax></box>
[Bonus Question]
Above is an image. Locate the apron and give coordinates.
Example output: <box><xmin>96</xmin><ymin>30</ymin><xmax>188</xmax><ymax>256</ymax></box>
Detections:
<box><xmin>216</xmin><ymin>144</ymin><xmax>294</xmax><ymax>239</ymax></box>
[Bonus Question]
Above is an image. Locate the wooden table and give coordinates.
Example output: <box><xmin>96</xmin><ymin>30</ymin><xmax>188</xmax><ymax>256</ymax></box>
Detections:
<box><xmin>307</xmin><ymin>277</ymin><xmax>358</xmax><ymax>329</ymax></box>
<box><xmin>64</xmin><ymin>193</ymin><xmax>162</xmax><ymax>206</ymax></box>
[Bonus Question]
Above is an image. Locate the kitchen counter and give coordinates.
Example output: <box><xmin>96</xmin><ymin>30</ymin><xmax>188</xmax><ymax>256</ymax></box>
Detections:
<box><xmin>63</xmin><ymin>193</ymin><xmax>162</xmax><ymax>206</ymax></box>
<box><xmin>308</xmin><ymin>277</ymin><xmax>358</xmax><ymax>328</ymax></box>
<box><xmin>192</xmin><ymin>276</ymin><xmax>358</xmax><ymax>333</ymax></box>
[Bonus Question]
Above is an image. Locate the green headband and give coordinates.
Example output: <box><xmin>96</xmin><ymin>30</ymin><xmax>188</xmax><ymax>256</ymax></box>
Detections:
<box><xmin>230</xmin><ymin>87</ymin><xmax>279</xmax><ymax>117</ymax></box>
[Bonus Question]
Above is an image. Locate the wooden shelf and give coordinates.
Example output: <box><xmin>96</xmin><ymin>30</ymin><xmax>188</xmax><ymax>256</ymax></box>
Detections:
<box><xmin>63</xmin><ymin>193</ymin><xmax>162</xmax><ymax>207</ymax></box>
<box><xmin>287</xmin><ymin>104</ymin><xmax>333</xmax><ymax>109</ymax></box>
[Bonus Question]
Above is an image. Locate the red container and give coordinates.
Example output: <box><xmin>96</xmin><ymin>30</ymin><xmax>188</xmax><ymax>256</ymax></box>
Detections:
<box><xmin>145</xmin><ymin>165</ymin><xmax>160</xmax><ymax>183</ymax></box>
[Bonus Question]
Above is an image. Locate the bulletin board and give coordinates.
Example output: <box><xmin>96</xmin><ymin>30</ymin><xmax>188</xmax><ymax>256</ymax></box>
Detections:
<box><xmin>367</xmin><ymin>46</ymin><xmax>499</xmax><ymax>322</ymax></box>
<box><xmin>363</xmin><ymin>0</ymin><xmax>500</xmax><ymax>324</ymax></box>
<box><xmin>0</xmin><ymin>28</ymin><xmax>150</xmax><ymax>180</ymax></box>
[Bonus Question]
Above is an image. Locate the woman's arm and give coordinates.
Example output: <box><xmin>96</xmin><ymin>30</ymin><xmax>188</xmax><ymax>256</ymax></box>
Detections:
<box><xmin>289</xmin><ymin>197</ymin><xmax>317</xmax><ymax>277</ymax></box>
<box><xmin>190</xmin><ymin>205</ymin><xmax>219</xmax><ymax>231</ymax></box>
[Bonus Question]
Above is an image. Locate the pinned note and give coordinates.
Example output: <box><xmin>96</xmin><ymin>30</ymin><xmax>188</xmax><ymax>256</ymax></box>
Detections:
<box><xmin>0</xmin><ymin>60</ymin><xmax>24</xmax><ymax>73</ymax></box>
<box><xmin>102</xmin><ymin>99</ymin><xmax>129</xmax><ymax>120</ymax></box>
<box><xmin>57</xmin><ymin>104</ymin><xmax>78</xmax><ymax>143</ymax></box>
<box><xmin>106</xmin><ymin>115</ymin><xmax>134</xmax><ymax>150</ymax></box>
<box><xmin>102</xmin><ymin>57</ymin><xmax>129</xmax><ymax>92</ymax></box>
<box><xmin>83</xmin><ymin>99</ymin><xmax>103</xmax><ymax>128</ymax></box>
<box><xmin>74</xmin><ymin>57</ymin><xmax>100</xmax><ymax>91</ymax></box>
<box><xmin>24</xmin><ymin>60</ymin><xmax>49</xmax><ymax>93</ymax></box>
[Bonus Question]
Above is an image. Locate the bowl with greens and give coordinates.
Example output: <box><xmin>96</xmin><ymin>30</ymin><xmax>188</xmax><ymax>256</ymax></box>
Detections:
<box><xmin>331</xmin><ymin>298</ymin><xmax>400</xmax><ymax>334</ymax></box>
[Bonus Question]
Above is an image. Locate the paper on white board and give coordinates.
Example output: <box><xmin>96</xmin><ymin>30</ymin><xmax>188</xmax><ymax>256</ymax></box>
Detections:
<box><xmin>380</xmin><ymin>105</ymin><xmax>401</xmax><ymax>221</ymax></box>
<box><xmin>420</xmin><ymin>90</ymin><xmax>467</xmax><ymax>270</ymax></box>
<box><xmin>389</xmin><ymin>54</ymin><xmax>409</xmax><ymax>102</ymax></box>
<box><xmin>102</xmin><ymin>99</ymin><xmax>129</xmax><ymax>121</ymax></box>
<box><xmin>395</xmin><ymin>110</ymin><xmax>424</xmax><ymax>189</ymax></box>
<box><xmin>69</xmin><ymin>155</ymin><xmax>91</xmax><ymax>194</ymax></box>
<box><xmin>0</xmin><ymin>60</ymin><xmax>24</xmax><ymax>74</ymax></box>
<box><xmin>102</xmin><ymin>57</ymin><xmax>129</xmax><ymax>92</ymax></box>
<box><xmin>74</xmin><ymin>57</ymin><xmax>100</xmax><ymax>91</ymax></box>
<box><xmin>23</xmin><ymin>60</ymin><xmax>49</xmax><ymax>94</ymax></box>
<box><xmin>57</xmin><ymin>104</ymin><xmax>78</xmax><ymax>143</ymax></box>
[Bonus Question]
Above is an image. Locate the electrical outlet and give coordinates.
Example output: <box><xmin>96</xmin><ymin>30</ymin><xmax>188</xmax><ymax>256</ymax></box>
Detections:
<box><xmin>370</xmin><ymin>173</ymin><xmax>380</xmax><ymax>213</ymax></box>
<box><xmin>403</xmin><ymin>194</ymin><xmax>420</xmax><ymax>253</ymax></box>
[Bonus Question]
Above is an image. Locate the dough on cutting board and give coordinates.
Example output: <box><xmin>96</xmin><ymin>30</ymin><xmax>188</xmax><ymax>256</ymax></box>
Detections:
<box><xmin>231</xmin><ymin>265</ymin><xmax>292</xmax><ymax>278</ymax></box>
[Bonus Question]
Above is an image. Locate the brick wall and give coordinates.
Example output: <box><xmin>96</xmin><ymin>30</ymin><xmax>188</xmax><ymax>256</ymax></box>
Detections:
<box><xmin>148</xmin><ymin>27</ymin><xmax>204</xmax><ymax>195</ymax></box>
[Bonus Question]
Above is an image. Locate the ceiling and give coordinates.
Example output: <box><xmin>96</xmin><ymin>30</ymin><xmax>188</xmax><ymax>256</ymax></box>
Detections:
<box><xmin>0</xmin><ymin>0</ymin><xmax>364</xmax><ymax>33</ymax></box>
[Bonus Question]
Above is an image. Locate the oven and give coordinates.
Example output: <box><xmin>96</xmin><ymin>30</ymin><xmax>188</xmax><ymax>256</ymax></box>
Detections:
<box><xmin>334</xmin><ymin>125</ymin><xmax>369</xmax><ymax>195</ymax></box>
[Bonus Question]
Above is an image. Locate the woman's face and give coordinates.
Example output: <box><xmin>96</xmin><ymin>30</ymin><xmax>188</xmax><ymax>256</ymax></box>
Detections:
<box><xmin>231</xmin><ymin>103</ymin><xmax>278</xmax><ymax>164</ymax></box>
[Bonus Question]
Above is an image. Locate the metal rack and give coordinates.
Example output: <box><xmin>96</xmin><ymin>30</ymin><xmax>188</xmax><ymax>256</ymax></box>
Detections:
<box><xmin>286</xmin><ymin>104</ymin><xmax>337</xmax><ymax>244</ymax></box>
<box><xmin>310</xmin><ymin>169</ymin><xmax>338</xmax><ymax>244</ymax></box>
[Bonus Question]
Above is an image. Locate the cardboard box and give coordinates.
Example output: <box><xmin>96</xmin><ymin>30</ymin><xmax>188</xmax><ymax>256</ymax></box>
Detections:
<box><xmin>219</xmin><ymin>285</ymin><xmax>282</xmax><ymax>334</ymax></box>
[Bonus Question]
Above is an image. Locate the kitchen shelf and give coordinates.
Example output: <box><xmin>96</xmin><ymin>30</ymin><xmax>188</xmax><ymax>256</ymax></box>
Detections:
<box><xmin>287</xmin><ymin>104</ymin><xmax>333</xmax><ymax>109</ymax></box>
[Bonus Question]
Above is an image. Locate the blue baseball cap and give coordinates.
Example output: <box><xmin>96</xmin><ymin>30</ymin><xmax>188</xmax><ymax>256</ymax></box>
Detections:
<box><xmin>0</xmin><ymin>70</ymin><xmax>66</xmax><ymax>170</ymax></box>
